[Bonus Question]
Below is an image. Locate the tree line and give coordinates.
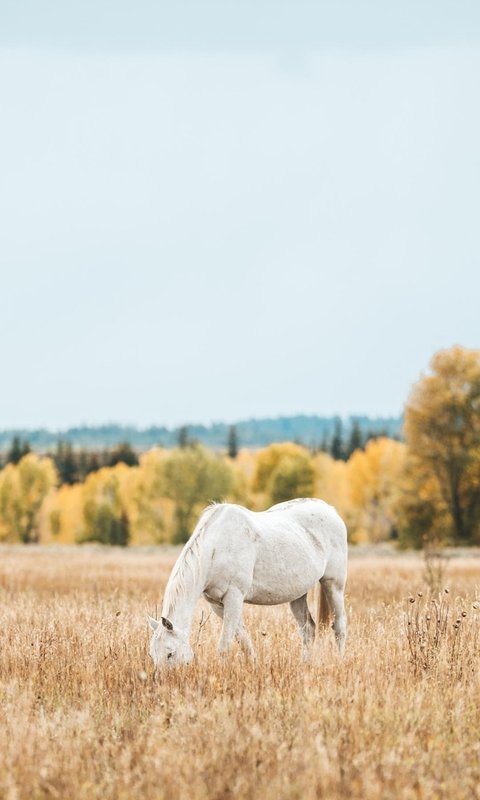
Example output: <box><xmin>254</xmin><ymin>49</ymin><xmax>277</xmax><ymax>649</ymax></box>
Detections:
<box><xmin>0</xmin><ymin>421</ymin><xmax>393</xmax><ymax>486</ymax></box>
<box><xmin>0</xmin><ymin>346</ymin><xmax>479</xmax><ymax>549</ymax></box>
<box><xmin>0</xmin><ymin>414</ymin><xmax>402</xmax><ymax>452</ymax></box>
<box><xmin>0</xmin><ymin>439</ymin><xmax>139</xmax><ymax>483</ymax></box>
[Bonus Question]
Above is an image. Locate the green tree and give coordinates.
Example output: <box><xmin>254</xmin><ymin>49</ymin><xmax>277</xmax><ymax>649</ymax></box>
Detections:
<box><xmin>6</xmin><ymin>436</ymin><xmax>31</xmax><ymax>465</ymax></box>
<box><xmin>77</xmin><ymin>449</ymin><xmax>101</xmax><ymax>480</ymax></box>
<box><xmin>345</xmin><ymin>419</ymin><xmax>363</xmax><ymax>458</ymax></box>
<box><xmin>177</xmin><ymin>426</ymin><xmax>189</xmax><ymax>448</ymax></box>
<box><xmin>0</xmin><ymin>454</ymin><xmax>57</xmax><ymax>543</ymax></box>
<box><xmin>227</xmin><ymin>425</ymin><xmax>239</xmax><ymax>459</ymax></box>
<box><xmin>81</xmin><ymin>471</ymin><xmax>131</xmax><ymax>546</ymax></box>
<box><xmin>253</xmin><ymin>443</ymin><xmax>315</xmax><ymax>506</ymax></box>
<box><xmin>107</xmin><ymin>442</ymin><xmax>139</xmax><ymax>468</ymax></box>
<box><xmin>82</xmin><ymin>504</ymin><xmax>130</xmax><ymax>546</ymax></box>
<box><xmin>53</xmin><ymin>440</ymin><xmax>78</xmax><ymax>485</ymax></box>
<box><xmin>330</xmin><ymin>418</ymin><xmax>344</xmax><ymax>461</ymax></box>
<box><xmin>403</xmin><ymin>346</ymin><xmax>480</xmax><ymax>544</ymax></box>
<box><xmin>268</xmin><ymin>455</ymin><xmax>315</xmax><ymax>505</ymax></box>
<box><xmin>158</xmin><ymin>445</ymin><xmax>233</xmax><ymax>543</ymax></box>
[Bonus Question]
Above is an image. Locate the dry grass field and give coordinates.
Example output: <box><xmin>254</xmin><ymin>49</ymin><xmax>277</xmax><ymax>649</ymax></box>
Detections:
<box><xmin>1</xmin><ymin>545</ymin><xmax>480</xmax><ymax>800</ymax></box>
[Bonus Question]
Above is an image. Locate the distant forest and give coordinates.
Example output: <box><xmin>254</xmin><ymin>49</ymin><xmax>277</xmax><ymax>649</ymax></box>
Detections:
<box><xmin>0</xmin><ymin>415</ymin><xmax>402</xmax><ymax>453</ymax></box>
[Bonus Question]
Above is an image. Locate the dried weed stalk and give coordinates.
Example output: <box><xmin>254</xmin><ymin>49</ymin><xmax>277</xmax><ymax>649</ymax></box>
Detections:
<box><xmin>422</xmin><ymin>538</ymin><xmax>449</xmax><ymax>595</ymax></box>
<box><xmin>405</xmin><ymin>589</ymin><xmax>480</xmax><ymax>679</ymax></box>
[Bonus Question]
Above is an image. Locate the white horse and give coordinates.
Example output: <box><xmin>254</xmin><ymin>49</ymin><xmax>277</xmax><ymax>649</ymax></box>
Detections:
<box><xmin>148</xmin><ymin>498</ymin><xmax>347</xmax><ymax>667</ymax></box>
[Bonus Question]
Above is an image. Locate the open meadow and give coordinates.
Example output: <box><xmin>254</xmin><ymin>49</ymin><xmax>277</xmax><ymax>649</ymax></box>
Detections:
<box><xmin>1</xmin><ymin>545</ymin><xmax>480</xmax><ymax>800</ymax></box>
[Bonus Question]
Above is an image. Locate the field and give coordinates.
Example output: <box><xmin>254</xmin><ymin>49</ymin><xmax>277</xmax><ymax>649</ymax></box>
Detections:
<box><xmin>1</xmin><ymin>546</ymin><xmax>480</xmax><ymax>800</ymax></box>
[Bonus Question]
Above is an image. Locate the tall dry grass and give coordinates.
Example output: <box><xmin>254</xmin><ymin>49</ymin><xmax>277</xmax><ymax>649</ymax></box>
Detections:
<box><xmin>0</xmin><ymin>545</ymin><xmax>479</xmax><ymax>800</ymax></box>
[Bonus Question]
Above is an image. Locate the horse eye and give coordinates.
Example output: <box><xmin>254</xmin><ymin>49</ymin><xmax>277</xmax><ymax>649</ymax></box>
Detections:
<box><xmin>167</xmin><ymin>652</ymin><xmax>173</xmax><ymax>659</ymax></box>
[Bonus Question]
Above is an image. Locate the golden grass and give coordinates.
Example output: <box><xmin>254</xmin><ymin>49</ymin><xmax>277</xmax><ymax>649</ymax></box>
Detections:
<box><xmin>1</xmin><ymin>546</ymin><xmax>480</xmax><ymax>800</ymax></box>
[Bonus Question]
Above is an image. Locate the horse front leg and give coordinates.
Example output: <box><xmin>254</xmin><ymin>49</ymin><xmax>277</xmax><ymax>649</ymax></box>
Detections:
<box><xmin>207</xmin><ymin>599</ymin><xmax>255</xmax><ymax>659</ymax></box>
<box><xmin>218</xmin><ymin>587</ymin><xmax>249</xmax><ymax>656</ymax></box>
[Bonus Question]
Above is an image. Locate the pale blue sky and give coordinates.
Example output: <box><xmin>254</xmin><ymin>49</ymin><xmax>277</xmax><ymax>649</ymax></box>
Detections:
<box><xmin>0</xmin><ymin>2</ymin><xmax>479</xmax><ymax>429</ymax></box>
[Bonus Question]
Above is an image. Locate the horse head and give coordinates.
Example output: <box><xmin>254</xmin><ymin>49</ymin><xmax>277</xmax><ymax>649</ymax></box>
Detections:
<box><xmin>147</xmin><ymin>615</ymin><xmax>193</xmax><ymax>668</ymax></box>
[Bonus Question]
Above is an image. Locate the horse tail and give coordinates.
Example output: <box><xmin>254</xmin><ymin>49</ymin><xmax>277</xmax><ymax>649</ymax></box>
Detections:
<box><xmin>317</xmin><ymin>581</ymin><xmax>331</xmax><ymax>630</ymax></box>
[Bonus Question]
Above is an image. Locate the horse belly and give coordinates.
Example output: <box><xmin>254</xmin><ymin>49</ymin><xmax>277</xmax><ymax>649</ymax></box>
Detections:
<box><xmin>245</xmin><ymin>538</ymin><xmax>324</xmax><ymax>605</ymax></box>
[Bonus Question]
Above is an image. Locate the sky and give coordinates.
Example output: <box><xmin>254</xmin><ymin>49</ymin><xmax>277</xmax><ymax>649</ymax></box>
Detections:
<box><xmin>0</xmin><ymin>1</ymin><xmax>479</xmax><ymax>430</ymax></box>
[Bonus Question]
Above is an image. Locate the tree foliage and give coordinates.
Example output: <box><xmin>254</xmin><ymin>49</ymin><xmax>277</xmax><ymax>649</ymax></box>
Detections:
<box><xmin>253</xmin><ymin>443</ymin><xmax>315</xmax><ymax>506</ymax></box>
<box><xmin>157</xmin><ymin>445</ymin><xmax>234</xmax><ymax>543</ymax></box>
<box><xmin>80</xmin><ymin>467</ymin><xmax>133</xmax><ymax>546</ymax></box>
<box><xmin>346</xmin><ymin>437</ymin><xmax>406</xmax><ymax>543</ymax></box>
<box><xmin>6</xmin><ymin>436</ymin><xmax>31</xmax><ymax>466</ymax></box>
<box><xmin>227</xmin><ymin>425</ymin><xmax>239</xmax><ymax>459</ymax></box>
<box><xmin>345</xmin><ymin>420</ymin><xmax>363</xmax><ymax>459</ymax></box>
<box><xmin>2</xmin><ymin>346</ymin><xmax>479</xmax><ymax>549</ymax></box>
<box><xmin>50</xmin><ymin>441</ymin><xmax>139</xmax><ymax>485</ymax></box>
<box><xmin>53</xmin><ymin>440</ymin><xmax>78</xmax><ymax>484</ymax></box>
<box><xmin>403</xmin><ymin>346</ymin><xmax>480</xmax><ymax>544</ymax></box>
<box><xmin>106</xmin><ymin>442</ymin><xmax>139</xmax><ymax>468</ymax></box>
<box><xmin>0</xmin><ymin>454</ymin><xmax>57</xmax><ymax>543</ymax></box>
<box><xmin>330</xmin><ymin>418</ymin><xmax>344</xmax><ymax>461</ymax></box>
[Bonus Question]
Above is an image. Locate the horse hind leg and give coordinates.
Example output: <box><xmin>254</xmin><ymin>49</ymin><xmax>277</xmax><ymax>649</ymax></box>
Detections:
<box><xmin>289</xmin><ymin>594</ymin><xmax>316</xmax><ymax>659</ymax></box>
<box><xmin>320</xmin><ymin>578</ymin><xmax>347</xmax><ymax>656</ymax></box>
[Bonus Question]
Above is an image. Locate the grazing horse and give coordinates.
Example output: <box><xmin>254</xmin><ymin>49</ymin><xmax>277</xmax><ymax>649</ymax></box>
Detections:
<box><xmin>148</xmin><ymin>498</ymin><xmax>347</xmax><ymax>667</ymax></box>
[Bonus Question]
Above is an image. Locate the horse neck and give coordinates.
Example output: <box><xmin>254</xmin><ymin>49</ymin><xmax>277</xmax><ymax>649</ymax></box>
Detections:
<box><xmin>161</xmin><ymin>543</ymin><xmax>205</xmax><ymax>634</ymax></box>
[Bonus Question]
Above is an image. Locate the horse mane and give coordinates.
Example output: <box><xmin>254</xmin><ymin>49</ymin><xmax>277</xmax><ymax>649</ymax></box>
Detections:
<box><xmin>161</xmin><ymin>504</ymin><xmax>222</xmax><ymax>616</ymax></box>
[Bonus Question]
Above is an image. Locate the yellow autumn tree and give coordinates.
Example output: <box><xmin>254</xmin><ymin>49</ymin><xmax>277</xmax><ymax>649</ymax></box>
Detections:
<box><xmin>0</xmin><ymin>454</ymin><xmax>57</xmax><ymax>543</ymax></box>
<box><xmin>402</xmin><ymin>346</ymin><xmax>480</xmax><ymax>544</ymax></box>
<box><xmin>312</xmin><ymin>451</ymin><xmax>349</xmax><ymax>519</ymax></box>
<box><xmin>135</xmin><ymin>448</ymin><xmax>173</xmax><ymax>543</ymax></box>
<box><xmin>41</xmin><ymin>453</ymin><xmax>169</xmax><ymax>545</ymax></box>
<box><xmin>395</xmin><ymin>456</ymin><xmax>450</xmax><ymax>548</ymax></box>
<box><xmin>228</xmin><ymin>449</ymin><xmax>258</xmax><ymax>508</ymax></box>
<box><xmin>156</xmin><ymin>445</ymin><xmax>234</xmax><ymax>543</ymax></box>
<box><xmin>252</xmin><ymin>443</ymin><xmax>315</xmax><ymax>508</ymax></box>
<box><xmin>41</xmin><ymin>482</ymin><xmax>84</xmax><ymax>543</ymax></box>
<box><xmin>346</xmin><ymin>437</ymin><xmax>406</xmax><ymax>543</ymax></box>
<box><xmin>79</xmin><ymin>463</ymin><xmax>143</xmax><ymax>546</ymax></box>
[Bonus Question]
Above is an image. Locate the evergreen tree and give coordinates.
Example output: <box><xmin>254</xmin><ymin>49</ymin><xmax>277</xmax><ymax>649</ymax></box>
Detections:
<box><xmin>365</xmin><ymin>428</ymin><xmax>388</xmax><ymax>445</ymax></box>
<box><xmin>330</xmin><ymin>418</ymin><xmax>344</xmax><ymax>461</ymax></box>
<box><xmin>76</xmin><ymin>449</ymin><xmax>102</xmax><ymax>479</ymax></box>
<box><xmin>86</xmin><ymin>451</ymin><xmax>101</xmax><ymax>474</ymax></box>
<box><xmin>227</xmin><ymin>425</ymin><xmax>238</xmax><ymax>459</ymax></box>
<box><xmin>177</xmin><ymin>426</ymin><xmax>189</xmax><ymax>448</ymax></box>
<box><xmin>54</xmin><ymin>440</ymin><xmax>77</xmax><ymax>484</ymax></box>
<box><xmin>107</xmin><ymin>442</ymin><xmax>139</xmax><ymax>467</ymax></box>
<box><xmin>346</xmin><ymin>419</ymin><xmax>363</xmax><ymax>458</ymax></box>
<box><xmin>77</xmin><ymin>450</ymin><xmax>89</xmax><ymax>480</ymax></box>
<box><xmin>6</xmin><ymin>436</ymin><xmax>30</xmax><ymax>465</ymax></box>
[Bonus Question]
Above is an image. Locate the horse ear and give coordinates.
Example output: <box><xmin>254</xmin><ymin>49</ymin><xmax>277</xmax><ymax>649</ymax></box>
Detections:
<box><xmin>147</xmin><ymin>615</ymin><xmax>159</xmax><ymax>631</ymax></box>
<box><xmin>161</xmin><ymin>616</ymin><xmax>174</xmax><ymax>631</ymax></box>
